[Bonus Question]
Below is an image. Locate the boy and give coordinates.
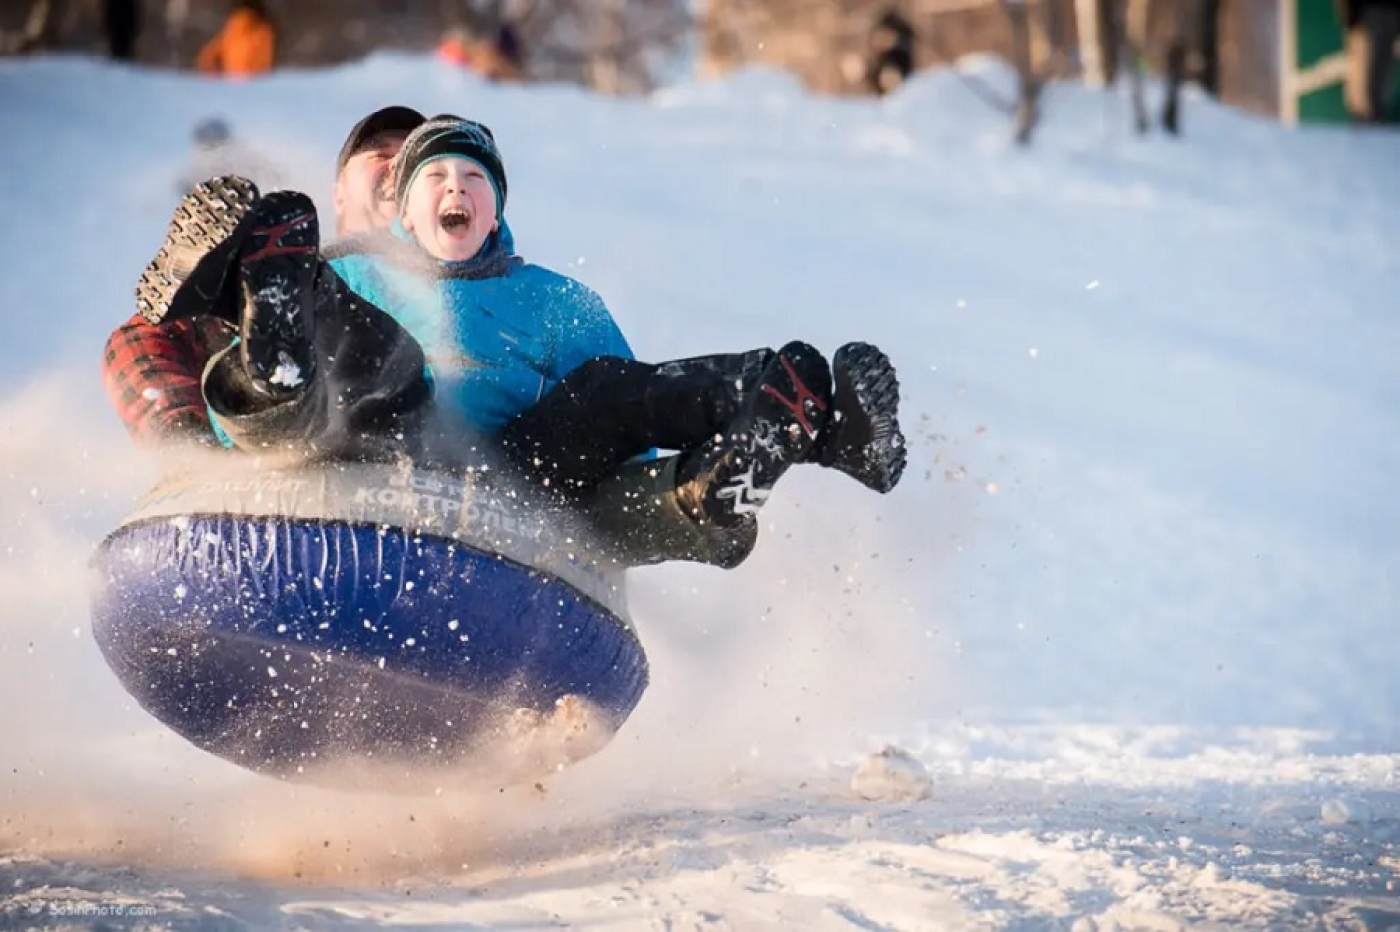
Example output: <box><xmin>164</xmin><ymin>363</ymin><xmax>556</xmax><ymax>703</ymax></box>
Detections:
<box><xmin>320</xmin><ymin>115</ymin><xmax>906</xmax><ymax>526</ymax></box>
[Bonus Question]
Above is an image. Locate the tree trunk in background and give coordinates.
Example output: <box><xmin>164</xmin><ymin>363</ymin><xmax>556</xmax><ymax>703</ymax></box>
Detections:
<box><xmin>1004</xmin><ymin>0</ymin><xmax>1041</xmax><ymax>144</ymax></box>
<box><xmin>1123</xmin><ymin>0</ymin><xmax>1150</xmax><ymax>132</ymax></box>
<box><xmin>1198</xmin><ymin>0</ymin><xmax>1220</xmax><ymax>96</ymax></box>
<box><xmin>1161</xmin><ymin>0</ymin><xmax>1187</xmax><ymax>134</ymax></box>
<box><xmin>586</xmin><ymin>0</ymin><xmax>625</xmax><ymax>94</ymax></box>
<box><xmin>1076</xmin><ymin>0</ymin><xmax>1106</xmax><ymax>83</ymax></box>
<box><xmin>162</xmin><ymin>0</ymin><xmax>187</xmax><ymax>67</ymax></box>
<box><xmin>14</xmin><ymin>0</ymin><xmax>65</xmax><ymax>51</ymax></box>
<box><xmin>1033</xmin><ymin>0</ymin><xmax>1071</xmax><ymax>78</ymax></box>
<box><xmin>1100</xmin><ymin>0</ymin><xmax>1122</xmax><ymax>83</ymax></box>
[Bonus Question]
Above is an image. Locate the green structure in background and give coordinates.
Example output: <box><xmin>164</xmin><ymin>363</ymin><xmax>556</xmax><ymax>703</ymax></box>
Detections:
<box><xmin>1282</xmin><ymin>0</ymin><xmax>1399</xmax><ymax>122</ymax></box>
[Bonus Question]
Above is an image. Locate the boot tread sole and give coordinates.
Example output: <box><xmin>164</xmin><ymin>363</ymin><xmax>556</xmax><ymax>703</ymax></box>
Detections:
<box><xmin>135</xmin><ymin>175</ymin><xmax>259</xmax><ymax>324</ymax></box>
<box><xmin>827</xmin><ymin>342</ymin><xmax>907</xmax><ymax>494</ymax></box>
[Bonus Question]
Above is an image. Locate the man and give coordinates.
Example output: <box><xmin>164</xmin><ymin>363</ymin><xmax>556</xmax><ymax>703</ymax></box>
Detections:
<box><xmin>331</xmin><ymin>105</ymin><xmax>423</xmax><ymax>240</ymax></box>
<box><xmin>102</xmin><ymin>105</ymin><xmax>426</xmax><ymax>448</ymax></box>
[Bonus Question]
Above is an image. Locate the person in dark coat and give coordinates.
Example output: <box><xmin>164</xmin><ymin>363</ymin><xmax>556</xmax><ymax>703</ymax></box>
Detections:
<box><xmin>103</xmin><ymin>0</ymin><xmax>140</xmax><ymax>61</ymax></box>
<box><xmin>1341</xmin><ymin>0</ymin><xmax>1400</xmax><ymax>122</ymax></box>
<box><xmin>865</xmin><ymin>9</ymin><xmax>916</xmax><ymax>96</ymax></box>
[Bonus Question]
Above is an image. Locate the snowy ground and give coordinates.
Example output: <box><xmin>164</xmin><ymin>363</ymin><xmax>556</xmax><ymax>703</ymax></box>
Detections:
<box><xmin>0</xmin><ymin>53</ymin><xmax>1398</xmax><ymax>930</ymax></box>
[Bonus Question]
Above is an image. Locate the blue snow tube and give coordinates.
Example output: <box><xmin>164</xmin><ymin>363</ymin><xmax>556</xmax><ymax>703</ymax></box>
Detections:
<box><xmin>89</xmin><ymin>461</ymin><xmax>647</xmax><ymax>791</ymax></box>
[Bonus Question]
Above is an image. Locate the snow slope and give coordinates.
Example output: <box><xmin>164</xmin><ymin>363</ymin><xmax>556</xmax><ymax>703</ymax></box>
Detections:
<box><xmin>0</xmin><ymin>52</ymin><xmax>1397</xmax><ymax>930</ymax></box>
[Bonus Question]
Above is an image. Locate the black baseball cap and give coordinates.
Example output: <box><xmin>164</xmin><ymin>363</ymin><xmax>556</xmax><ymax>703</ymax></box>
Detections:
<box><xmin>335</xmin><ymin>105</ymin><xmax>426</xmax><ymax>176</ymax></box>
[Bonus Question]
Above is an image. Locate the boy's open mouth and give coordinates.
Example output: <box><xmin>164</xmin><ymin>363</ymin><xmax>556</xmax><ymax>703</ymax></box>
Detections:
<box><xmin>440</xmin><ymin>209</ymin><xmax>470</xmax><ymax>232</ymax></box>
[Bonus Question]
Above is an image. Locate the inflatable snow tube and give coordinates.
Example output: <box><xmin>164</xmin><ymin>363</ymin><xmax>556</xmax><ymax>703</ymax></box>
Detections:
<box><xmin>89</xmin><ymin>461</ymin><xmax>647</xmax><ymax>791</ymax></box>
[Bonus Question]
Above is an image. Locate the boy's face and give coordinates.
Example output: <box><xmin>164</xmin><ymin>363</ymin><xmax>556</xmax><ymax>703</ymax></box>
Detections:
<box><xmin>333</xmin><ymin>130</ymin><xmax>409</xmax><ymax>237</ymax></box>
<box><xmin>401</xmin><ymin>156</ymin><xmax>498</xmax><ymax>262</ymax></box>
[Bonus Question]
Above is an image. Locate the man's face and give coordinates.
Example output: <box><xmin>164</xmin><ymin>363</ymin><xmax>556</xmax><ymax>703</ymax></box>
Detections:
<box><xmin>333</xmin><ymin>130</ymin><xmax>409</xmax><ymax>237</ymax></box>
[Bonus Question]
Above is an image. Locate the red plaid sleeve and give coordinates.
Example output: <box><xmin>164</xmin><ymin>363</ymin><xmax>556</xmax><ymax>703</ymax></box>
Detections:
<box><xmin>102</xmin><ymin>313</ymin><xmax>229</xmax><ymax>446</ymax></box>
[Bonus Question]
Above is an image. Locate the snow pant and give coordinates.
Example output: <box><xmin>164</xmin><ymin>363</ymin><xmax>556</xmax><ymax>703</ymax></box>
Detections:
<box><xmin>203</xmin><ymin>275</ymin><xmax>761</xmax><ymax>569</ymax></box>
<box><xmin>495</xmin><ymin>351</ymin><xmax>773</xmax><ymax>493</ymax></box>
<box><xmin>494</xmin><ymin>351</ymin><xmax>777</xmax><ymax>570</ymax></box>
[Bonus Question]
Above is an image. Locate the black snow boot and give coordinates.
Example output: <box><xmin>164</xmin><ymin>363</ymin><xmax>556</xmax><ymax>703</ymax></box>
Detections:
<box><xmin>135</xmin><ymin>174</ymin><xmax>261</xmax><ymax>325</ymax></box>
<box><xmin>808</xmin><ymin>342</ymin><xmax>906</xmax><ymax>493</ymax></box>
<box><xmin>674</xmin><ymin>341</ymin><xmax>831</xmax><ymax>528</ymax></box>
<box><xmin>234</xmin><ymin>191</ymin><xmax>321</xmax><ymax>400</ymax></box>
<box><xmin>200</xmin><ymin>263</ymin><xmax>433</xmax><ymax>463</ymax></box>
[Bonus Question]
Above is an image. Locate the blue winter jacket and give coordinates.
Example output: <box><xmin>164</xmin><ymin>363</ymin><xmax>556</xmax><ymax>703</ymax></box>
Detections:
<box><xmin>328</xmin><ymin>221</ymin><xmax>633</xmax><ymax>437</ymax></box>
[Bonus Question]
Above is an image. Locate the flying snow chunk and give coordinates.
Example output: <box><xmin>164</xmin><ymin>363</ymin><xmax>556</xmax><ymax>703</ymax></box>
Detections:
<box><xmin>850</xmin><ymin>745</ymin><xmax>933</xmax><ymax>802</ymax></box>
<box><xmin>1321</xmin><ymin>798</ymin><xmax>1372</xmax><ymax>825</ymax></box>
<box><xmin>269</xmin><ymin>360</ymin><xmax>304</xmax><ymax>389</ymax></box>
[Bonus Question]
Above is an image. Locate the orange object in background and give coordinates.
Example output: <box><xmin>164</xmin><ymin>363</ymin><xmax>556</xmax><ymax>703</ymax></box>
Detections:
<box><xmin>197</xmin><ymin>1</ymin><xmax>276</xmax><ymax>78</ymax></box>
<box><xmin>437</xmin><ymin>33</ymin><xmax>473</xmax><ymax>68</ymax></box>
<box><xmin>436</xmin><ymin>27</ymin><xmax>525</xmax><ymax>83</ymax></box>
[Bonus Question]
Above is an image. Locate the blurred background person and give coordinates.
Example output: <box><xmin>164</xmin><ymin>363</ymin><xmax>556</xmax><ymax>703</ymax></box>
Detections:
<box><xmin>864</xmin><ymin>8</ymin><xmax>915</xmax><ymax>96</ymax></box>
<box><xmin>1342</xmin><ymin>0</ymin><xmax>1400</xmax><ymax>122</ymax></box>
<box><xmin>177</xmin><ymin>116</ymin><xmax>284</xmax><ymax>196</ymax></box>
<box><xmin>103</xmin><ymin>0</ymin><xmax>139</xmax><ymax>61</ymax></box>
<box><xmin>437</xmin><ymin>20</ymin><xmax>525</xmax><ymax>83</ymax></box>
<box><xmin>196</xmin><ymin>0</ymin><xmax>276</xmax><ymax>79</ymax></box>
